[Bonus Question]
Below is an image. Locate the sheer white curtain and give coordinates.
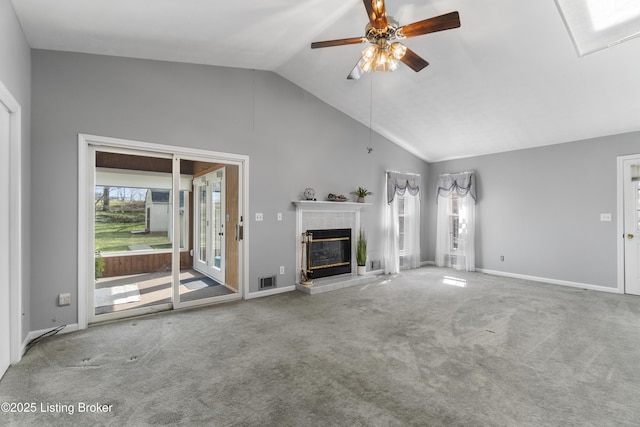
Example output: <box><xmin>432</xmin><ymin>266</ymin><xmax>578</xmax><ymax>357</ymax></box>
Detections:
<box><xmin>383</xmin><ymin>198</ymin><xmax>400</xmax><ymax>274</ymax></box>
<box><xmin>403</xmin><ymin>194</ymin><xmax>421</xmax><ymax>269</ymax></box>
<box><xmin>435</xmin><ymin>171</ymin><xmax>476</xmax><ymax>272</ymax></box>
<box><xmin>384</xmin><ymin>172</ymin><xmax>421</xmax><ymax>274</ymax></box>
<box><xmin>435</xmin><ymin>199</ymin><xmax>450</xmax><ymax>267</ymax></box>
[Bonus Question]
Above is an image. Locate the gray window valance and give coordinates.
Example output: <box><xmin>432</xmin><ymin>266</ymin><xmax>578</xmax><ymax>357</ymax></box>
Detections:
<box><xmin>387</xmin><ymin>171</ymin><xmax>420</xmax><ymax>204</ymax></box>
<box><xmin>436</xmin><ymin>171</ymin><xmax>476</xmax><ymax>202</ymax></box>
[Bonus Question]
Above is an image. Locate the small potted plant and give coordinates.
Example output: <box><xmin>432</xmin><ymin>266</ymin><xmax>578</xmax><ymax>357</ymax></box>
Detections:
<box><xmin>95</xmin><ymin>251</ymin><xmax>105</xmax><ymax>280</ymax></box>
<box><xmin>351</xmin><ymin>187</ymin><xmax>372</xmax><ymax>203</ymax></box>
<box><xmin>356</xmin><ymin>229</ymin><xmax>367</xmax><ymax>275</ymax></box>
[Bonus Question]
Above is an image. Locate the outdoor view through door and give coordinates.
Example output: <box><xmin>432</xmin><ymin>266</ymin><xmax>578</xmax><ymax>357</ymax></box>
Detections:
<box><xmin>91</xmin><ymin>149</ymin><xmax>239</xmax><ymax>322</ymax></box>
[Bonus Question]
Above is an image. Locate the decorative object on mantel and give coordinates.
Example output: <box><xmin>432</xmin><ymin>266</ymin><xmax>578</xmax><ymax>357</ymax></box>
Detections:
<box><xmin>351</xmin><ymin>187</ymin><xmax>372</xmax><ymax>203</ymax></box>
<box><xmin>327</xmin><ymin>193</ymin><xmax>348</xmax><ymax>202</ymax></box>
<box><xmin>356</xmin><ymin>229</ymin><xmax>367</xmax><ymax>275</ymax></box>
<box><xmin>303</xmin><ymin>187</ymin><xmax>316</xmax><ymax>201</ymax></box>
<box><xmin>300</xmin><ymin>232</ymin><xmax>313</xmax><ymax>286</ymax></box>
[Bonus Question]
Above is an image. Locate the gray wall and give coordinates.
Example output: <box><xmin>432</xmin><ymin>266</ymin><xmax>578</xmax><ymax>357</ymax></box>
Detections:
<box><xmin>30</xmin><ymin>44</ymin><xmax>634</xmax><ymax>333</ymax></box>
<box><xmin>30</xmin><ymin>50</ymin><xmax>428</xmax><ymax>330</ymax></box>
<box><xmin>1</xmin><ymin>0</ymin><xmax>31</xmax><ymax>340</ymax></box>
<box><xmin>427</xmin><ymin>133</ymin><xmax>640</xmax><ymax>288</ymax></box>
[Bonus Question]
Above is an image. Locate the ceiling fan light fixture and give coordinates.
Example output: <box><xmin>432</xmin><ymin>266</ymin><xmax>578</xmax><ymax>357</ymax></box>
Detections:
<box><xmin>361</xmin><ymin>44</ymin><xmax>399</xmax><ymax>73</ymax></box>
<box><xmin>372</xmin><ymin>48</ymin><xmax>399</xmax><ymax>72</ymax></box>
<box><xmin>362</xmin><ymin>44</ymin><xmax>379</xmax><ymax>59</ymax></box>
<box><xmin>360</xmin><ymin>45</ymin><xmax>379</xmax><ymax>72</ymax></box>
<box><xmin>389</xmin><ymin>42</ymin><xmax>407</xmax><ymax>59</ymax></box>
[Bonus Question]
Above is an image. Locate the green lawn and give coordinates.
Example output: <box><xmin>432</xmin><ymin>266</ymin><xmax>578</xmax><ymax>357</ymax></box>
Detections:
<box><xmin>95</xmin><ymin>212</ymin><xmax>171</xmax><ymax>253</ymax></box>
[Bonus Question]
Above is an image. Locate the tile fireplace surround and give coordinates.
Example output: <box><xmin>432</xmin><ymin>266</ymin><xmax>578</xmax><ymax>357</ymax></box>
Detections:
<box><xmin>293</xmin><ymin>201</ymin><xmax>375</xmax><ymax>294</ymax></box>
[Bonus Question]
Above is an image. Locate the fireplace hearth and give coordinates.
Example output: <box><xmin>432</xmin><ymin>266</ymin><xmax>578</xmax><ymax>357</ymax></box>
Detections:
<box><xmin>305</xmin><ymin>228</ymin><xmax>351</xmax><ymax>279</ymax></box>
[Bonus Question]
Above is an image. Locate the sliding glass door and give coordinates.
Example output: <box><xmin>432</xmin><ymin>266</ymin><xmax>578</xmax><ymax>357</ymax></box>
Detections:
<box><xmin>87</xmin><ymin>144</ymin><xmax>242</xmax><ymax>324</ymax></box>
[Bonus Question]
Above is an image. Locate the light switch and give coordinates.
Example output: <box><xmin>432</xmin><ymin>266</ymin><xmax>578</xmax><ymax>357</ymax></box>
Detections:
<box><xmin>277</xmin><ymin>212</ymin><xmax>282</xmax><ymax>221</ymax></box>
<box><xmin>600</xmin><ymin>213</ymin><xmax>612</xmax><ymax>222</ymax></box>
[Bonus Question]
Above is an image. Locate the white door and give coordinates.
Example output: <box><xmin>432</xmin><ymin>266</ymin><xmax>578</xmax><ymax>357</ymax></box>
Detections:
<box><xmin>0</xmin><ymin>101</ymin><xmax>11</xmax><ymax>377</ymax></box>
<box><xmin>193</xmin><ymin>168</ymin><xmax>226</xmax><ymax>284</ymax></box>
<box><xmin>624</xmin><ymin>159</ymin><xmax>640</xmax><ymax>295</ymax></box>
<box><xmin>193</xmin><ymin>176</ymin><xmax>209</xmax><ymax>275</ymax></box>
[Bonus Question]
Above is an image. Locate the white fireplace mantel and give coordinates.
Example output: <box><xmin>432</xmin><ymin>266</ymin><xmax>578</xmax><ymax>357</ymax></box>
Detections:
<box><xmin>293</xmin><ymin>200</ymin><xmax>370</xmax><ymax>285</ymax></box>
<box><xmin>292</xmin><ymin>200</ymin><xmax>371</xmax><ymax>211</ymax></box>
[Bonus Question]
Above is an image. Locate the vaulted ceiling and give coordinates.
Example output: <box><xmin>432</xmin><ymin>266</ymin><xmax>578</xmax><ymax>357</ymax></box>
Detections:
<box><xmin>11</xmin><ymin>0</ymin><xmax>640</xmax><ymax>161</ymax></box>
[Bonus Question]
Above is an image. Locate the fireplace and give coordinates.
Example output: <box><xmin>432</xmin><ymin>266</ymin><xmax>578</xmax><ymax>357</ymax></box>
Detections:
<box><xmin>305</xmin><ymin>228</ymin><xmax>352</xmax><ymax>279</ymax></box>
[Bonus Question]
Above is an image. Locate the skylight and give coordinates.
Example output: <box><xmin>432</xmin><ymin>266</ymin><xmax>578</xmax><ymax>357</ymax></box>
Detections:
<box><xmin>555</xmin><ymin>0</ymin><xmax>640</xmax><ymax>56</ymax></box>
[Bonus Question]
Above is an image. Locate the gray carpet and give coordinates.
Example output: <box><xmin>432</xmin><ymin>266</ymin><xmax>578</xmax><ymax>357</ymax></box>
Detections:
<box><xmin>2</xmin><ymin>266</ymin><xmax>640</xmax><ymax>426</ymax></box>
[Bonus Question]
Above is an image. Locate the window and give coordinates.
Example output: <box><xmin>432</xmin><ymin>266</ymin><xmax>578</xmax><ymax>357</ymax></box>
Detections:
<box><xmin>397</xmin><ymin>195</ymin><xmax>406</xmax><ymax>268</ymax></box>
<box><xmin>384</xmin><ymin>172</ymin><xmax>421</xmax><ymax>274</ymax></box>
<box><xmin>435</xmin><ymin>172</ymin><xmax>476</xmax><ymax>271</ymax></box>
<box><xmin>448</xmin><ymin>193</ymin><xmax>460</xmax><ymax>252</ymax></box>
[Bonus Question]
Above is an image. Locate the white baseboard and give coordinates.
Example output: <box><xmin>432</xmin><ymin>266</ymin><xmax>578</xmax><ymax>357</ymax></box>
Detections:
<box><xmin>22</xmin><ymin>323</ymin><xmax>80</xmax><ymax>355</ymax></box>
<box><xmin>246</xmin><ymin>285</ymin><xmax>295</xmax><ymax>300</ymax></box>
<box><xmin>477</xmin><ymin>269</ymin><xmax>621</xmax><ymax>294</ymax></box>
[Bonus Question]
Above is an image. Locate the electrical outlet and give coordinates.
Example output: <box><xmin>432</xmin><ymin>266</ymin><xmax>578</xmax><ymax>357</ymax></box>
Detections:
<box><xmin>255</xmin><ymin>213</ymin><xmax>263</xmax><ymax>221</ymax></box>
<box><xmin>600</xmin><ymin>213</ymin><xmax>612</xmax><ymax>222</ymax></box>
<box><xmin>279</xmin><ymin>266</ymin><xmax>285</xmax><ymax>275</ymax></box>
<box><xmin>58</xmin><ymin>293</ymin><xmax>71</xmax><ymax>306</ymax></box>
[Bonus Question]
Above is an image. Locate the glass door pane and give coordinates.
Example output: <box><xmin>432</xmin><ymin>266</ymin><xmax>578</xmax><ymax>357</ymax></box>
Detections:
<box><xmin>636</xmin><ymin>181</ymin><xmax>640</xmax><ymax>232</ymax></box>
<box><xmin>211</xmin><ymin>169</ymin><xmax>225</xmax><ymax>283</ymax></box>
<box><xmin>93</xmin><ymin>150</ymin><xmax>175</xmax><ymax>318</ymax></box>
<box><xmin>193</xmin><ymin>177</ymin><xmax>208</xmax><ymax>273</ymax></box>
<box><xmin>397</xmin><ymin>196</ymin><xmax>406</xmax><ymax>268</ymax></box>
<box><xmin>200</xmin><ymin>186</ymin><xmax>207</xmax><ymax>262</ymax></box>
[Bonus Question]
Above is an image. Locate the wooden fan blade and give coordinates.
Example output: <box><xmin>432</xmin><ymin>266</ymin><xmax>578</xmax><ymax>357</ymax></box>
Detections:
<box><xmin>363</xmin><ymin>0</ymin><xmax>388</xmax><ymax>29</ymax></box>
<box><xmin>347</xmin><ymin>58</ymin><xmax>366</xmax><ymax>80</ymax></box>
<box><xmin>399</xmin><ymin>11</ymin><xmax>460</xmax><ymax>39</ymax></box>
<box><xmin>311</xmin><ymin>37</ymin><xmax>366</xmax><ymax>49</ymax></box>
<box><xmin>400</xmin><ymin>48</ymin><xmax>429</xmax><ymax>72</ymax></box>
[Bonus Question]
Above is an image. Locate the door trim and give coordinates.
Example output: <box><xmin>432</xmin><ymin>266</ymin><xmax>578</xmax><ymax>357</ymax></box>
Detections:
<box><xmin>0</xmin><ymin>79</ymin><xmax>23</xmax><ymax>365</ymax></box>
<box><xmin>78</xmin><ymin>134</ymin><xmax>250</xmax><ymax>329</ymax></box>
<box><xmin>617</xmin><ymin>154</ymin><xmax>640</xmax><ymax>294</ymax></box>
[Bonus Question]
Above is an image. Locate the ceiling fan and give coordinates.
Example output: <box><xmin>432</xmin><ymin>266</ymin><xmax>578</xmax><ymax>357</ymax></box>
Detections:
<box><xmin>311</xmin><ymin>0</ymin><xmax>460</xmax><ymax>79</ymax></box>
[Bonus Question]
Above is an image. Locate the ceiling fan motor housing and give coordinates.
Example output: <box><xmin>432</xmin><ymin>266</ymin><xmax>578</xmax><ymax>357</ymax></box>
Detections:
<box><xmin>365</xmin><ymin>16</ymin><xmax>401</xmax><ymax>45</ymax></box>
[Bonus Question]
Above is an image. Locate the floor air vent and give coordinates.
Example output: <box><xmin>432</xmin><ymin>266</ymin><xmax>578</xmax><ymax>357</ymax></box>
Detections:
<box><xmin>259</xmin><ymin>275</ymin><xmax>276</xmax><ymax>290</ymax></box>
